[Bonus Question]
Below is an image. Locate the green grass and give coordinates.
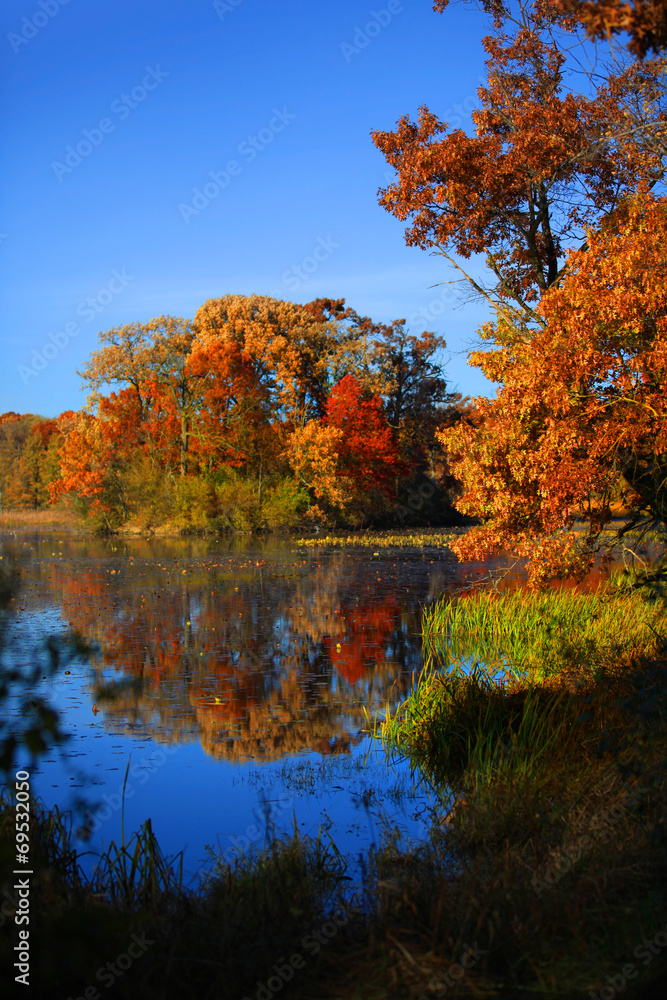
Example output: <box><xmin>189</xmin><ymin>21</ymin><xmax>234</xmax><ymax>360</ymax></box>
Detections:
<box><xmin>376</xmin><ymin>584</ymin><xmax>667</xmax><ymax>998</ymax></box>
<box><xmin>423</xmin><ymin>584</ymin><xmax>667</xmax><ymax>682</ymax></box>
<box><xmin>381</xmin><ymin>662</ymin><xmax>584</xmax><ymax>787</ymax></box>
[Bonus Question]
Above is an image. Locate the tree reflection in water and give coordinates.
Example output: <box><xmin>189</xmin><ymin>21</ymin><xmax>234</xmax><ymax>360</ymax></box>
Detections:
<box><xmin>36</xmin><ymin>536</ymin><xmax>464</xmax><ymax>761</ymax></box>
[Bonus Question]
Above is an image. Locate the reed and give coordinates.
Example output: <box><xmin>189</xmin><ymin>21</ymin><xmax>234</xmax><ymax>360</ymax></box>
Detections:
<box><xmin>0</xmin><ymin>794</ymin><xmax>356</xmax><ymax>1000</ymax></box>
<box><xmin>422</xmin><ymin>585</ymin><xmax>667</xmax><ymax>681</ymax></box>
<box><xmin>0</xmin><ymin>507</ymin><xmax>77</xmax><ymax>528</ymax></box>
<box><xmin>89</xmin><ymin>817</ymin><xmax>183</xmax><ymax>911</ymax></box>
<box><xmin>380</xmin><ymin>660</ymin><xmax>591</xmax><ymax>787</ymax></box>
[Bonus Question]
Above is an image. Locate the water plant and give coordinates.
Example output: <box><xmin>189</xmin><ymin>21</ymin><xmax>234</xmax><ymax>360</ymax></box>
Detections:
<box><xmin>297</xmin><ymin>529</ymin><xmax>462</xmax><ymax>549</ymax></box>
<box><xmin>422</xmin><ymin>585</ymin><xmax>667</xmax><ymax>682</ymax></box>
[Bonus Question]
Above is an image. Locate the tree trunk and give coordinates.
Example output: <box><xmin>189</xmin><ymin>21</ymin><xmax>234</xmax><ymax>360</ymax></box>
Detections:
<box><xmin>180</xmin><ymin>413</ymin><xmax>188</xmax><ymax>477</ymax></box>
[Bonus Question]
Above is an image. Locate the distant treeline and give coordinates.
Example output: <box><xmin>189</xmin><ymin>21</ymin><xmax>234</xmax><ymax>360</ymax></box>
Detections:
<box><xmin>2</xmin><ymin>296</ymin><xmax>477</xmax><ymax>533</ymax></box>
<box><xmin>0</xmin><ymin>413</ymin><xmax>62</xmax><ymax>512</ymax></box>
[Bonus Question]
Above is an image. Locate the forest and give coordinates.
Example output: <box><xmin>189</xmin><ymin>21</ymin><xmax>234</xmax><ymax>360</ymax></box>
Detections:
<box><xmin>2</xmin><ymin>298</ymin><xmax>474</xmax><ymax>532</ymax></box>
<box><xmin>2</xmin><ymin>0</ymin><xmax>667</xmax><ymax>586</ymax></box>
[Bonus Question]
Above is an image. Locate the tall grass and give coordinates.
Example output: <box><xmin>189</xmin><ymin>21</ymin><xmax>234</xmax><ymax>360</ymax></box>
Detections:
<box><xmin>376</xmin><ymin>581</ymin><xmax>667</xmax><ymax>996</ymax></box>
<box><xmin>0</xmin><ymin>507</ymin><xmax>77</xmax><ymax>528</ymax></box>
<box><xmin>423</xmin><ymin>585</ymin><xmax>667</xmax><ymax>681</ymax></box>
<box><xmin>380</xmin><ymin>659</ymin><xmax>607</xmax><ymax>788</ymax></box>
<box><xmin>387</xmin><ymin>587</ymin><xmax>665</xmax><ymax>787</ymax></box>
<box><xmin>0</xmin><ymin>793</ymin><xmax>354</xmax><ymax>999</ymax></box>
<box><xmin>90</xmin><ymin>817</ymin><xmax>183</xmax><ymax>911</ymax></box>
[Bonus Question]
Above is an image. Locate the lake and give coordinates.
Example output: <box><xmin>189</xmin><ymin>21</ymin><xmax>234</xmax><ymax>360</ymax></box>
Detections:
<box><xmin>2</xmin><ymin>529</ymin><xmax>491</xmax><ymax>885</ymax></box>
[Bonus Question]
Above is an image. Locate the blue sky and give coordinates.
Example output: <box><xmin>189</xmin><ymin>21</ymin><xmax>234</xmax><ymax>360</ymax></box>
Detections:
<box><xmin>1</xmin><ymin>0</ymin><xmax>494</xmax><ymax>418</ymax></box>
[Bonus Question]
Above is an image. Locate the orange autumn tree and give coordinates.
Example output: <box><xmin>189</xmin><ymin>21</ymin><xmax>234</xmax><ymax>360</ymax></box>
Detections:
<box><xmin>288</xmin><ymin>422</ymin><xmax>350</xmax><ymax>518</ymax></box>
<box><xmin>53</xmin><ymin>386</ymin><xmax>190</xmax><ymax>525</ymax></box>
<box><xmin>373</xmin><ymin>0</ymin><xmax>667</xmax><ymax>578</ymax></box>
<box><xmin>185</xmin><ymin>335</ymin><xmax>271</xmax><ymax>474</ymax></box>
<box><xmin>194</xmin><ymin>294</ymin><xmax>337</xmax><ymax>431</ymax></box>
<box><xmin>374</xmin><ymin>0</ymin><xmax>667</xmax><ymax>332</ymax></box>
<box><xmin>548</xmin><ymin>0</ymin><xmax>667</xmax><ymax>57</ymax></box>
<box><xmin>326</xmin><ymin>375</ymin><xmax>405</xmax><ymax>497</ymax></box>
<box><xmin>77</xmin><ymin>316</ymin><xmax>270</xmax><ymax>461</ymax></box>
<box><xmin>0</xmin><ymin>415</ymin><xmax>62</xmax><ymax>510</ymax></box>
<box><xmin>440</xmin><ymin>195</ymin><xmax>667</xmax><ymax>584</ymax></box>
<box><xmin>435</xmin><ymin>0</ymin><xmax>667</xmax><ymax>59</ymax></box>
<box><xmin>78</xmin><ymin>316</ymin><xmax>203</xmax><ymax>476</ymax></box>
<box><xmin>50</xmin><ymin>409</ymin><xmax>126</xmax><ymax>526</ymax></box>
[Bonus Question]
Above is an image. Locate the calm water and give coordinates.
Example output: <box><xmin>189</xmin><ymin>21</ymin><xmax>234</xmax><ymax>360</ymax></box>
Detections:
<box><xmin>2</xmin><ymin>530</ymin><xmax>490</xmax><ymax>884</ymax></box>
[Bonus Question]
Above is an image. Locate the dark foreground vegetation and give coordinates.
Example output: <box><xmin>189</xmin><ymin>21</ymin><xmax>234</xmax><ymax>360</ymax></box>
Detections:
<box><xmin>2</xmin><ymin>563</ymin><xmax>667</xmax><ymax>999</ymax></box>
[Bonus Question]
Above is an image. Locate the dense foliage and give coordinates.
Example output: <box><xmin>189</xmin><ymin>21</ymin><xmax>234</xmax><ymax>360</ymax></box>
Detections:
<box><xmin>2</xmin><ymin>297</ymin><xmax>469</xmax><ymax>531</ymax></box>
<box><xmin>375</xmin><ymin>0</ymin><xmax>667</xmax><ymax>581</ymax></box>
<box><xmin>442</xmin><ymin>196</ymin><xmax>667</xmax><ymax>582</ymax></box>
<box><xmin>0</xmin><ymin>413</ymin><xmax>62</xmax><ymax>511</ymax></box>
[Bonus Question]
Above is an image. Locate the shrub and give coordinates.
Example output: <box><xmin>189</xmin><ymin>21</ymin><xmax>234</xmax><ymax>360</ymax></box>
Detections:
<box><xmin>260</xmin><ymin>476</ymin><xmax>309</xmax><ymax>530</ymax></box>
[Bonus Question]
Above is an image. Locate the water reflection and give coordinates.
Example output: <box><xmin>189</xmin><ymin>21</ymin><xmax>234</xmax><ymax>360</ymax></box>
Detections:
<box><xmin>25</xmin><ymin>534</ymin><xmax>470</xmax><ymax>762</ymax></box>
<box><xmin>3</xmin><ymin>530</ymin><xmax>639</xmax><ymax>883</ymax></box>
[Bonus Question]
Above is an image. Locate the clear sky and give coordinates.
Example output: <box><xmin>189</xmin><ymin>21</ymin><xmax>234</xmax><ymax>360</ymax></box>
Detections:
<box><xmin>1</xmin><ymin>0</ymin><xmax>495</xmax><ymax>419</ymax></box>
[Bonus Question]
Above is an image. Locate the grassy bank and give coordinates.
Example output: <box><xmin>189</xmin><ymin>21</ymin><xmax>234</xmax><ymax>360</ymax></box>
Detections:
<box><xmin>422</xmin><ymin>584</ymin><xmax>667</xmax><ymax>681</ymax></box>
<box><xmin>0</xmin><ymin>799</ymin><xmax>363</xmax><ymax>1000</ymax></box>
<box><xmin>379</xmin><ymin>584</ymin><xmax>667</xmax><ymax>998</ymax></box>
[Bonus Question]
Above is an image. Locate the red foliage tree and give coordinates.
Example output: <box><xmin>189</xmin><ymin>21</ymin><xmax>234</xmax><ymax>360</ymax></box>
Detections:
<box><xmin>325</xmin><ymin>375</ymin><xmax>405</xmax><ymax>500</ymax></box>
